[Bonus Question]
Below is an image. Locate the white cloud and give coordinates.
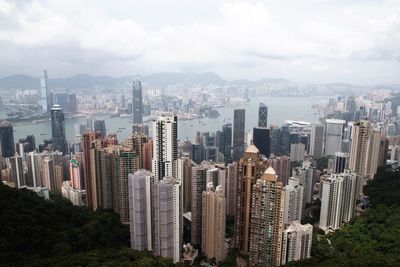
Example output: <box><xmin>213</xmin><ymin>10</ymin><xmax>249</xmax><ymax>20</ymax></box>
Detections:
<box><xmin>0</xmin><ymin>0</ymin><xmax>399</xmax><ymax>84</ymax></box>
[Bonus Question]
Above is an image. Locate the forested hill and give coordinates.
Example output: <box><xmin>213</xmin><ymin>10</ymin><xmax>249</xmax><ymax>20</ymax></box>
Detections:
<box><xmin>289</xmin><ymin>167</ymin><xmax>400</xmax><ymax>267</ymax></box>
<box><xmin>0</xmin><ymin>183</ymin><xmax>177</xmax><ymax>267</ymax></box>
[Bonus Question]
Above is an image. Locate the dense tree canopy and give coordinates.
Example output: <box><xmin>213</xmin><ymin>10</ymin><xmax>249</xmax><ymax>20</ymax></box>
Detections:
<box><xmin>0</xmin><ymin>183</ymin><xmax>177</xmax><ymax>267</ymax></box>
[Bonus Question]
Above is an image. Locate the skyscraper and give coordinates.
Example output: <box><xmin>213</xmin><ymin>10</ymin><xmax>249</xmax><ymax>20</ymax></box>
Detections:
<box><xmin>132</xmin><ymin>79</ymin><xmax>143</xmax><ymax>124</ymax></box>
<box><xmin>249</xmin><ymin>167</ymin><xmax>285</xmax><ymax>267</ymax></box>
<box><xmin>94</xmin><ymin>119</ymin><xmax>106</xmax><ymax>138</ymax></box>
<box><xmin>281</xmin><ymin>221</ymin><xmax>313</xmax><ymax>265</ymax></box>
<box><xmin>234</xmin><ymin>145</ymin><xmax>269</xmax><ymax>254</ymax></box>
<box><xmin>284</xmin><ymin>177</ymin><xmax>304</xmax><ymax>225</ymax></box>
<box><xmin>324</xmin><ymin>119</ymin><xmax>345</xmax><ymax>156</ymax></box>
<box><xmin>310</xmin><ymin>124</ymin><xmax>324</xmax><ymax>159</ymax></box>
<box><xmin>128</xmin><ymin>170</ymin><xmax>154</xmax><ymax>251</ymax></box>
<box><xmin>152</xmin><ymin>176</ymin><xmax>182</xmax><ymax>263</ymax></box>
<box><xmin>0</xmin><ymin>121</ymin><xmax>15</xmax><ymax>157</ymax></box>
<box><xmin>253</xmin><ymin>127</ymin><xmax>271</xmax><ymax>158</ymax></box>
<box><xmin>82</xmin><ymin>132</ymin><xmax>102</xmax><ymax>209</ymax></box>
<box><xmin>319</xmin><ymin>170</ymin><xmax>357</xmax><ymax>231</ymax></box>
<box><xmin>152</xmin><ymin>113</ymin><xmax>178</xmax><ymax>181</ymax></box>
<box><xmin>202</xmin><ymin>183</ymin><xmax>226</xmax><ymax>262</ymax></box>
<box><xmin>233</xmin><ymin>109</ymin><xmax>245</xmax><ymax>161</ymax></box>
<box><xmin>40</xmin><ymin>70</ymin><xmax>49</xmax><ymax>113</ymax></box>
<box><xmin>219</xmin><ymin>123</ymin><xmax>232</xmax><ymax>163</ymax></box>
<box><xmin>11</xmin><ymin>154</ymin><xmax>25</xmax><ymax>188</ymax></box>
<box><xmin>292</xmin><ymin>162</ymin><xmax>314</xmax><ymax>208</ymax></box>
<box><xmin>191</xmin><ymin>163</ymin><xmax>208</xmax><ymax>248</ymax></box>
<box><xmin>226</xmin><ymin>162</ymin><xmax>237</xmax><ymax>217</ymax></box>
<box><xmin>258</xmin><ymin>102</ymin><xmax>268</xmax><ymax>128</ymax></box>
<box><xmin>349</xmin><ymin>120</ymin><xmax>381</xmax><ymax>197</ymax></box>
<box><xmin>51</xmin><ymin>105</ymin><xmax>67</xmax><ymax>154</ymax></box>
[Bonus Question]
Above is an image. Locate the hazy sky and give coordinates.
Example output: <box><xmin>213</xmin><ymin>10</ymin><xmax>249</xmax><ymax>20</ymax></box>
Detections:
<box><xmin>0</xmin><ymin>0</ymin><xmax>399</xmax><ymax>84</ymax></box>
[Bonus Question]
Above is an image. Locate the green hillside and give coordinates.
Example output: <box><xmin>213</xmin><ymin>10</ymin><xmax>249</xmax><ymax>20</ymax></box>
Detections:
<box><xmin>0</xmin><ymin>183</ymin><xmax>176</xmax><ymax>267</ymax></box>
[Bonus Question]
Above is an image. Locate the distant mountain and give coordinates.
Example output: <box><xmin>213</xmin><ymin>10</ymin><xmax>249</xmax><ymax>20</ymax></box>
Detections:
<box><xmin>0</xmin><ymin>74</ymin><xmax>40</xmax><ymax>89</ymax></box>
<box><xmin>230</xmin><ymin>77</ymin><xmax>292</xmax><ymax>86</ymax></box>
<box><xmin>0</xmin><ymin>72</ymin><xmax>226</xmax><ymax>90</ymax></box>
<box><xmin>143</xmin><ymin>72</ymin><xmax>225</xmax><ymax>87</ymax></box>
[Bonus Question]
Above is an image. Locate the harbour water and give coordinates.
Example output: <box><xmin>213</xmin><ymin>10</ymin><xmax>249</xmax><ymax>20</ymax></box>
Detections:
<box><xmin>11</xmin><ymin>96</ymin><xmax>327</xmax><ymax>144</ymax></box>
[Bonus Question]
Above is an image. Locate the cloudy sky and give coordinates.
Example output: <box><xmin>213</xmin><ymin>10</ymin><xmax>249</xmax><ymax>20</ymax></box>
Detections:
<box><xmin>0</xmin><ymin>0</ymin><xmax>399</xmax><ymax>84</ymax></box>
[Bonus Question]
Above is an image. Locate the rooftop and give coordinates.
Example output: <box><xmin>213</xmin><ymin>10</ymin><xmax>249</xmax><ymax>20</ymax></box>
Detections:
<box><xmin>245</xmin><ymin>145</ymin><xmax>259</xmax><ymax>154</ymax></box>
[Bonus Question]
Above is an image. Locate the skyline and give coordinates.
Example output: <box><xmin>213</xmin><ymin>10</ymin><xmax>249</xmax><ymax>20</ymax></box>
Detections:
<box><xmin>0</xmin><ymin>0</ymin><xmax>399</xmax><ymax>84</ymax></box>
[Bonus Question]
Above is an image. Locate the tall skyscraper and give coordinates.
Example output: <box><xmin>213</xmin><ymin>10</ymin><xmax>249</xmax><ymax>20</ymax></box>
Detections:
<box><xmin>234</xmin><ymin>145</ymin><xmax>269</xmax><ymax>254</ymax></box>
<box><xmin>40</xmin><ymin>70</ymin><xmax>49</xmax><ymax>113</ymax></box>
<box><xmin>271</xmin><ymin>125</ymin><xmax>291</xmax><ymax>156</ymax></box>
<box><xmin>191</xmin><ymin>163</ymin><xmax>208</xmax><ymax>248</ymax></box>
<box><xmin>226</xmin><ymin>162</ymin><xmax>237</xmax><ymax>217</ymax></box>
<box><xmin>219</xmin><ymin>123</ymin><xmax>232</xmax><ymax>163</ymax></box>
<box><xmin>0</xmin><ymin>121</ymin><xmax>15</xmax><ymax>157</ymax></box>
<box><xmin>82</xmin><ymin>132</ymin><xmax>102</xmax><ymax>209</ymax></box>
<box><xmin>51</xmin><ymin>105</ymin><xmax>67</xmax><ymax>154</ymax></box>
<box><xmin>281</xmin><ymin>221</ymin><xmax>313</xmax><ymax>265</ymax></box>
<box><xmin>324</xmin><ymin>119</ymin><xmax>345</xmax><ymax>156</ymax></box>
<box><xmin>349</xmin><ymin>120</ymin><xmax>381</xmax><ymax>197</ymax></box>
<box><xmin>132</xmin><ymin>79</ymin><xmax>143</xmax><ymax>124</ymax></box>
<box><xmin>253</xmin><ymin>127</ymin><xmax>271</xmax><ymax>158</ymax></box>
<box><xmin>178</xmin><ymin>156</ymin><xmax>194</xmax><ymax>213</ymax></box>
<box><xmin>152</xmin><ymin>113</ymin><xmax>178</xmax><ymax>181</ymax></box>
<box><xmin>319</xmin><ymin>170</ymin><xmax>357</xmax><ymax>231</ymax></box>
<box><xmin>11</xmin><ymin>154</ymin><xmax>25</xmax><ymax>188</ymax></box>
<box><xmin>258</xmin><ymin>102</ymin><xmax>268</xmax><ymax>128</ymax></box>
<box><xmin>68</xmin><ymin>94</ymin><xmax>78</xmax><ymax>113</ymax></box>
<box><xmin>202</xmin><ymin>183</ymin><xmax>226</xmax><ymax>262</ymax></box>
<box><xmin>94</xmin><ymin>119</ymin><xmax>106</xmax><ymax>138</ymax></box>
<box><xmin>152</xmin><ymin>176</ymin><xmax>182</xmax><ymax>263</ymax></box>
<box><xmin>233</xmin><ymin>109</ymin><xmax>245</xmax><ymax>161</ymax></box>
<box><xmin>310</xmin><ymin>124</ymin><xmax>324</xmax><ymax>159</ymax></box>
<box><xmin>249</xmin><ymin>167</ymin><xmax>284</xmax><ymax>267</ymax></box>
<box><xmin>283</xmin><ymin>177</ymin><xmax>304</xmax><ymax>225</ymax></box>
<box><xmin>128</xmin><ymin>170</ymin><xmax>154</xmax><ymax>251</ymax></box>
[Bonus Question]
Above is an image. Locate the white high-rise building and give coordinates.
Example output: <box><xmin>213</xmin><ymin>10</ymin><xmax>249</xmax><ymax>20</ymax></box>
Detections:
<box><xmin>281</xmin><ymin>221</ymin><xmax>313</xmax><ymax>265</ymax></box>
<box><xmin>292</xmin><ymin>161</ymin><xmax>314</xmax><ymax>209</ymax></box>
<box><xmin>310</xmin><ymin>124</ymin><xmax>324</xmax><ymax>159</ymax></box>
<box><xmin>128</xmin><ymin>170</ymin><xmax>154</xmax><ymax>251</ymax></box>
<box><xmin>152</xmin><ymin>176</ymin><xmax>182</xmax><ymax>263</ymax></box>
<box><xmin>152</xmin><ymin>113</ymin><xmax>178</xmax><ymax>181</ymax></box>
<box><xmin>290</xmin><ymin>143</ymin><xmax>305</xmax><ymax>162</ymax></box>
<box><xmin>319</xmin><ymin>170</ymin><xmax>357</xmax><ymax>231</ymax></box>
<box><xmin>40</xmin><ymin>70</ymin><xmax>49</xmax><ymax>113</ymax></box>
<box><xmin>61</xmin><ymin>181</ymin><xmax>86</xmax><ymax>206</ymax></box>
<box><xmin>324</xmin><ymin>119</ymin><xmax>345</xmax><ymax>156</ymax></box>
<box><xmin>283</xmin><ymin>177</ymin><xmax>304</xmax><ymax>225</ymax></box>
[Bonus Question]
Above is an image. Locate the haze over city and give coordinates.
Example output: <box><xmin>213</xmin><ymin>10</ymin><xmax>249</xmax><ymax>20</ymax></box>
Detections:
<box><xmin>1</xmin><ymin>1</ymin><xmax>400</xmax><ymax>267</ymax></box>
<box><xmin>1</xmin><ymin>0</ymin><xmax>400</xmax><ymax>84</ymax></box>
